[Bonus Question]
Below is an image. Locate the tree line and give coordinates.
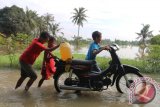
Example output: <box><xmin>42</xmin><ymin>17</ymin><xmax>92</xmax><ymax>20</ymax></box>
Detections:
<box><xmin>0</xmin><ymin>5</ymin><xmax>64</xmax><ymax>41</ymax></box>
<box><xmin>0</xmin><ymin>5</ymin><xmax>139</xmax><ymax>46</ymax></box>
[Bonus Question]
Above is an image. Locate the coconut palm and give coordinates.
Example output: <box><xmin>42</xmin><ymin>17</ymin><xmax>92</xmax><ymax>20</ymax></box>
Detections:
<box><xmin>43</xmin><ymin>13</ymin><xmax>54</xmax><ymax>32</ymax></box>
<box><xmin>25</xmin><ymin>7</ymin><xmax>38</xmax><ymax>34</ymax></box>
<box><xmin>136</xmin><ymin>24</ymin><xmax>153</xmax><ymax>46</ymax></box>
<box><xmin>50</xmin><ymin>23</ymin><xmax>63</xmax><ymax>37</ymax></box>
<box><xmin>35</xmin><ymin>16</ymin><xmax>46</xmax><ymax>37</ymax></box>
<box><xmin>136</xmin><ymin>24</ymin><xmax>153</xmax><ymax>58</ymax></box>
<box><xmin>71</xmin><ymin>7</ymin><xmax>87</xmax><ymax>37</ymax></box>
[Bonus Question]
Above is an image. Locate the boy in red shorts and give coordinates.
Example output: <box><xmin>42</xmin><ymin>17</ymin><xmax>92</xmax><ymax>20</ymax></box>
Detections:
<box><xmin>15</xmin><ymin>31</ymin><xmax>60</xmax><ymax>91</ymax></box>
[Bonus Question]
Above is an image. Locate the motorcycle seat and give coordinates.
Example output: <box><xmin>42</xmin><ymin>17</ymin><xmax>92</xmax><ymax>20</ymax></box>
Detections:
<box><xmin>71</xmin><ymin>59</ymin><xmax>96</xmax><ymax>66</ymax></box>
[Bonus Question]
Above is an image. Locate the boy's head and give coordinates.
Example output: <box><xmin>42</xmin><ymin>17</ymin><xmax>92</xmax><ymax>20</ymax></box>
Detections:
<box><xmin>48</xmin><ymin>36</ymin><xmax>56</xmax><ymax>47</ymax></box>
<box><xmin>92</xmin><ymin>31</ymin><xmax>102</xmax><ymax>43</ymax></box>
<box><xmin>39</xmin><ymin>31</ymin><xmax>50</xmax><ymax>43</ymax></box>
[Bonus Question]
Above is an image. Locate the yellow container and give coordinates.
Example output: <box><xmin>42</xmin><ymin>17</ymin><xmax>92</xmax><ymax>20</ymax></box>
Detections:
<box><xmin>60</xmin><ymin>42</ymin><xmax>72</xmax><ymax>61</ymax></box>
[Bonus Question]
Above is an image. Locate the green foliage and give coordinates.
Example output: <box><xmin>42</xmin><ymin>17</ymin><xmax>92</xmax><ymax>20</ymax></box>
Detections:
<box><xmin>136</xmin><ymin>24</ymin><xmax>153</xmax><ymax>59</ymax></box>
<box><xmin>25</xmin><ymin>7</ymin><xmax>38</xmax><ymax>31</ymax></box>
<box><xmin>136</xmin><ymin>24</ymin><xmax>153</xmax><ymax>44</ymax></box>
<box><xmin>114</xmin><ymin>39</ymin><xmax>138</xmax><ymax>46</ymax></box>
<box><xmin>0</xmin><ymin>36</ymin><xmax>17</xmax><ymax>66</ymax></box>
<box><xmin>0</xmin><ymin>5</ymin><xmax>63</xmax><ymax>39</ymax></box>
<box><xmin>69</xmin><ymin>38</ymin><xmax>138</xmax><ymax>47</ymax></box>
<box><xmin>0</xmin><ymin>5</ymin><xmax>30</xmax><ymax>36</ymax></box>
<box><xmin>145</xmin><ymin>45</ymin><xmax>160</xmax><ymax>73</ymax></box>
<box><xmin>150</xmin><ymin>35</ymin><xmax>160</xmax><ymax>45</ymax></box>
<box><xmin>0</xmin><ymin>52</ymin><xmax>149</xmax><ymax>73</ymax></box>
<box><xmin>71</xmin><ymin>7</ymin><xmax>87</xmax><ymax>47</ymax></box>
<box><xmin>56</xmin><ymin>35</ymin><xmax>68</xmax><ymax>44</ymax></box>
<box><xmin>72</xmin><ymin>35</ymin><xmax>83</xmax><ymax>48</ymax></box>
<box><xmin>12</xmin><ymin>33</ymin><xmax>33</xmax><ymax>46</ymax></box>
<box><xmin>0</xmin><ymin>54</ymin><xmax>19</xmax><ymax>68</ymax></box>
<box><xmin>50</xmin><ymin>23</ymin><xmax>63</xmax><ymax>37</ymax></box>
<box><xmin>71</xmin><ymin>7</ymin><xmax>87</xmax><ymax>28</ymax></box>
<box><xmin>70</xmin><ymin>37</ymin><xmax>91</xmax><ymax>47</ymax></box>
<box><xmin>39</xmin><ymin>13</ymin><xmax>63</xmax><ymax>38</ymax></box>
<box><xmin>0</xmin><ymin>33</ymin><xmax>32</xmax><ymax>66</ymax></box>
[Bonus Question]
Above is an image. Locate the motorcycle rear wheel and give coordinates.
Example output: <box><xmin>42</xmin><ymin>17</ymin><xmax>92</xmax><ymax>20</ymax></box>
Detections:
<box><xmin>54</xmin><ymin>71</ymin><xmax>80</xmax><ymax>93</ymax></box>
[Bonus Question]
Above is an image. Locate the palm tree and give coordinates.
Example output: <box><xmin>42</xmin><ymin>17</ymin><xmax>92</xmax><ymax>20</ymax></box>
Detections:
<box><xmin>35</xmin><ymin>16</ymin><xmax>46</xmax><ymax>37</ymax></box>
<box><xmin>25</xmin><ymin>7</ymin><xmax>38</xmax><ymax>34</ymax></box>
<box><xmin>56</xmin><ymin>35</ymin><xmax>67</xmax><ymax>44</ymax></box>
<box><xmin>136</xmin><ymin>24</ymin><xmax>153</xmax><ymax>58</ymax></box>
<box><xmin>43</xmin><ymin>13</ymin><xmax>54</xmax><ymax>32</ymax></box>
<box><xmin>71</xmin><ymin>7</ymin><xmax>87</xmax><ymax>37</ymax></box>
<box><xmin>49</xmin><ymin>23</ymin><xmax>63</xmax><ymax>38</ymax></box>
<box><xmin>136</xmin><ymin>24</ymin><xmax>153</xmax><ymax>46</ymax></box>
<box><xmin>72</xmin><ymin>35</ymin><xmax>83</xmax><ymax>48</ymax></box>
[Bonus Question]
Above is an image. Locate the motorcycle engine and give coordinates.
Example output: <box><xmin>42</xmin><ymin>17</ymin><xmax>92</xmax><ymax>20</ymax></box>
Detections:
<box><xmin>103</xmin><ymin>77</ymin><xmax>111</xmax><ymax>86</ymax></box>
<box><xmin>64</xmin><ymin>78</ymin><xmax>78</xmax><ymax>86</ymax></box>
<box><xmin>92</xmin><ymin>81</ymin><xmax>103</xmax><ymax>90</ymax></box>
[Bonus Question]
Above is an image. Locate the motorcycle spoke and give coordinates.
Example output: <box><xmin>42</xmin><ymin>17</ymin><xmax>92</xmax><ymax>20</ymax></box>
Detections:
<box><xmin>118</xmin><ymin>73</ymin><xmax>141</xmax><ymax>94</ymax></box>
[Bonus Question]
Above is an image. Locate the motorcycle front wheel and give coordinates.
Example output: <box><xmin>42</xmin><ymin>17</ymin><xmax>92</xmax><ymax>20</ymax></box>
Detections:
<box><xmin>116</xmin><ymin>71</ymin><xmax>143</xmax><ymax>94</ymax></box>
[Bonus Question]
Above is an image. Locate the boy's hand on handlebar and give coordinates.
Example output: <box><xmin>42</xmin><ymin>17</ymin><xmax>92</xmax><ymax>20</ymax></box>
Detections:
<box><xmin>102</xmin><ymin>45</ymin><xmax>110</xmax><ymax>50</ymax></box>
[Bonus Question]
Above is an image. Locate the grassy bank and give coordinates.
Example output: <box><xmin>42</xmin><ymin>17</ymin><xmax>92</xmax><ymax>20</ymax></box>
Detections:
<box><xmin>0</xmin><ymin>52</ymin><xmax>147</xmax><ymax>73</ymax></box>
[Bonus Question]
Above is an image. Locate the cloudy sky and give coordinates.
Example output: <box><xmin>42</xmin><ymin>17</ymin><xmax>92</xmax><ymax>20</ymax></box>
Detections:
<box><xmin>1</xmin><ymin>0</ymin><xmax>160</xmax><ymax>40</ymax></box>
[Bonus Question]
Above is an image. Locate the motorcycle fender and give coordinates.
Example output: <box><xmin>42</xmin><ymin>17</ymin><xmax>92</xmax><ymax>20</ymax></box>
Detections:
<box><xmin>122</xmin><ymin>64</ymin><xmax>140</xmax><ymax>73</ymax></box>
<box><xmin>53</xmin><ymin>68</ymin><xmax>65</xmax><ymax>79</ymax></box>
<box><xmin>111</xmin><ymin>64</ymin><xmax>140</xmax><ymax>86</ymax></box>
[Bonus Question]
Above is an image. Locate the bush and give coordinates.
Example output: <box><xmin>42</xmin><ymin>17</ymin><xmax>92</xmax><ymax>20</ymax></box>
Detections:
<box><xmin>145</xmin><ymin>45</ymin><xmax>160</xmax><ymax>73</ymax></box>
<box><xmin>0</xmin><ymin>33</ymin><xmax>32</xmax><ymax>67</ymax></box>
<box><xmin>0</xmin><ymin>51</ymin><xmax>158</xmax><ymax>74</ymax></box>
<box><xmin>150</xmin><ymin>35</ymin><xmax>160</xmax><ymax>45</ymax></box>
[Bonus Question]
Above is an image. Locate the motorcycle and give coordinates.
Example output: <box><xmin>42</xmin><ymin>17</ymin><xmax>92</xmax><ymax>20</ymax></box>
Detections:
<box><xmin>53</xmin><ymin>44</ymin><xmax>143</xmax><ymax>93</ymax></box>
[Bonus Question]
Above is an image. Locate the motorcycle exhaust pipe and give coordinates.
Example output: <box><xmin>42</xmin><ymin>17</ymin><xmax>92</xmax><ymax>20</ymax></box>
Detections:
<box><xmin>59</xmin><ymin>85</ymin><xmax>92</xmax><ymax>91</ymax></box>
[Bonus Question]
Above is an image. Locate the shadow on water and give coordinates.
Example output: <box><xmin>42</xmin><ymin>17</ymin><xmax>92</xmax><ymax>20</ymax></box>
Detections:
<box><xmin>0</xmin><ymin>69</ymin><xmax>159</xmax><ymax>107</ymax></box>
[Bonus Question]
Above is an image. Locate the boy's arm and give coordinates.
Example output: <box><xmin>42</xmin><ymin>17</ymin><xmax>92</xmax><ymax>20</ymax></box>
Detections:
<box><xmin>45</xmin><ymin>44</ymin><xmax>60</xmax><ymax>52</ymax></box>
<box><xmin>92</xmin><ymin>48</ymin><xmax>104</xmax><ymax>55</ymax></box>
<box><xmin>92</xmin><ymin>45</ymin><xmax>110</xmax><ymax>55</ymax></box>
<box><xmin>48</xmin><ymin>52</ymin><xmax>57</xmax><ymax>59</ymax></box>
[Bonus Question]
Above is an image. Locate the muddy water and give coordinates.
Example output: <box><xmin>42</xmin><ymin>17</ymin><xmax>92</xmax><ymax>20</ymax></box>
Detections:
<box><xmin>0</xmin><ymin>69</ymin><xmax>159</xmax><ymax>107</ymax></box>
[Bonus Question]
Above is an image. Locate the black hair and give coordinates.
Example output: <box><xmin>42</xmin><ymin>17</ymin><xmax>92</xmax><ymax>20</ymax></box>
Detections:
<box><xmin>49</xmin><ymin>36</ymin><xmax>56</xmax><ymax>42</ymax></box>
<box><xmin>39</xmin><ymin>31</ymin><xmax>50</xmax><ymax>39</ymax></box>
<box><xmin>92</xmin><ymin>31</ymin><xmax>102</xmax><ymax>40</ymax></box>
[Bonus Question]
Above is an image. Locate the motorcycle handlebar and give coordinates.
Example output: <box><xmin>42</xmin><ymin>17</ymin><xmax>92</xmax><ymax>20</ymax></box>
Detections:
<box><xmin>109</xmin><ymin>43</ymin><xmax>120</xmax><ymax>51</ymax></box>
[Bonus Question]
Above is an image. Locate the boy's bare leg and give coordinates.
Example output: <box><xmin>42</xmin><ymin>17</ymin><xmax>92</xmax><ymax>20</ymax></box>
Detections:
<box><xmin>38</xmin><ymin>78</ymin><xmax>45</xmax><ymax>88</ymax></box>
<box><xmin>25</xmin><ymin>77</ymin><xmax>37</xmax><ymax>91</ymax></box>
<box><xmin>15</xmin><ymin>76</ymin><xmax>27</xmax><ymax>89</ymax></box>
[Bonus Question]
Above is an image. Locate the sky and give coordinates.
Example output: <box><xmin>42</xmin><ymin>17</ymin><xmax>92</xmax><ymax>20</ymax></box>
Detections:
<box><xmin>1</xmin><ymin>0</ymin><xmax>160</xmax><ymax>41</ymax></box>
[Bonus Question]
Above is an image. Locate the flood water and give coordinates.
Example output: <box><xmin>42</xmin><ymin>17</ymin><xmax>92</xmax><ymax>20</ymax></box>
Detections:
<box><xmin>72</xmin><ymin>46</ymin><xmax>139</xmax><ymax>59</ymax></box>
<box><xmin>0</xmin><ymin>69</ymin><xmax>160</xmax><ymax>107</ymax></box>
